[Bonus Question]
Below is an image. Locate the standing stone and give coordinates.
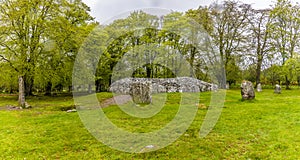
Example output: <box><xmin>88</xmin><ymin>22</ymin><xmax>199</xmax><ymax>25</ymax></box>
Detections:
<box><xmin>241</xmin><ymin>80</ymin><xmax>255</xmax><ymax>100</ymax></box>
<box><xmin>257</xmin><ymin>83</ymin><xmax>262</xmax><ymax>92</ymax></box>
<box><xmin>129</xmin><ymin>81</ymin><xmax>152</xmax><ymax>104</ymax></box>
<box><xmin>18</xmin><ymin>76</ymin><xmax>25</xmax><ymax>108</ymax></box>
<box><xmin>274</xmin><ymin>84</ymin><xmax>281</xmax><ymax>94</ymax></box>
<box><xmin>226</xmin><ymin>83</ymin><xmax>230</xmax><ymax>90</ymax></box>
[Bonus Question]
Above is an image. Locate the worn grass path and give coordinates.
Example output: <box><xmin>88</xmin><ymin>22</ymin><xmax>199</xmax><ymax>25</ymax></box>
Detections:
<box><xmin>100</xmin><ymin>95</ymin><xmax>131</xmax><ymax>108</ymax></box>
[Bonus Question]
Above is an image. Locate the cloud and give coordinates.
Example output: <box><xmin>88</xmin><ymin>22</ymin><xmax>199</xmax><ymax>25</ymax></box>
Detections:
<box><xmin>84</xmin><ymin>0</ymin><xmax>209</xmax><ymax>23</ymax></box>
<box><xmin>83</xmin><ymin>0</ymin><xmax>276</xmax><ymax>23</ymax></box>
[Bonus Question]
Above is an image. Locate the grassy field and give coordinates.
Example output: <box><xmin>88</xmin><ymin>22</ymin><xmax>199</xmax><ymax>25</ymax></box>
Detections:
<box><xmin>0</xmin><ymin>89</ymin><xmax>300</xmax><ymax>159</ymax></box>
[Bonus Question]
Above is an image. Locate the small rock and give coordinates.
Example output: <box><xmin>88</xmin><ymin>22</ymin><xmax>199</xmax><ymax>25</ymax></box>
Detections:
<box><xmin>226</xmin><ymin>83</ymin><xmax>230</xmax><ymax>89</ymax></box>
<box><xmin>274</xmin><ymin>84</ymin><xmax>281</xmax><ymax>94</ymax></box>
<box><xmin>257</xmin><ymin>83</ymin><xmax>262</xmax><ymax>92</ymax></box>
<box><xmin>25</xmin><ymin>102</ymin><xmax>32</xmax><ymax>109</ymax></box>
<box><xmin>67</xmin><ymin>109</ymin><xmax>77</xmax><ymax>113</ymax></box>
<box><xmin>139</xmin><ymin>144</ymin><xmax>155</xmax><ymax>153</ymax></box>
<box><xmin>145</xmin><ymin>145</ymin><xmax>155</xmax><ymax>149</ymax></box>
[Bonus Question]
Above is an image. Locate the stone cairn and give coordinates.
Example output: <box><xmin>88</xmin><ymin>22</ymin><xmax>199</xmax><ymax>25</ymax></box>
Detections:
<box><xmin>274</xmin><ymin>84</ymin><xmax>281</xmax><ymax>94</ymax></box>
<box><xmin>241</xmin><ymin>80</ymin><xmax>255</xmax><ymax>100</ymax></box>
<box><xmin>129</xmin><ymin>81</ymin><xmax>152</xmax><ymax>104</ymax></box>
<box><xmin>257</xmin><ymin>83</ymin><xmax>262</xmax><ymax>92</ymax></box>
<box><xmin>110</xmin><ymin>77</ymin><xmax>218</xmax><ymax>95</ymax></box>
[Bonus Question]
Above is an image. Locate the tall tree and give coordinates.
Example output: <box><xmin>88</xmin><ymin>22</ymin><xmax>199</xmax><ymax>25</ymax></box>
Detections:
<box><xmin>186</xmin><ymin>6</ymin><xmax>213</xmax><ymax>34</ymax></box>
<box><xmin>0</xmin><ymin>0</ymin><xmax>56</xmax><ymax>106</ymax></box>
<box><xmin>248</xmin><ymin>9</ymin><xmax>272</xmax><ymax>86</ymax></box>
<box><xmin>269</xmin><ymin>0</ymin><xmax>300</xmax><ymax>89</ymax></box>
<box><xmin>37</xmin><ymin>0</ymin><xmax>95</xmax><ymax>95</ymax></box>
<box><xmin>94</xmin><ymin>11</ymin><xmax>160</xmax><ymax>88</ymax></box>
<box><xmin>0</xmin><ymin>0</ymin><xmax>94</xmax><ymax>106</ymax></box>
<box><xmin>283</xmin><ymin>57</ymin><xmax>300</xmax><ymax>85</ymax></box>
<box><xmin>209</xmin><ymin>0</ymin><xmax>252</xmax><ymax>87</ymax></box>
<box><xmin>185</xmin><ymin>8</ymin><xmax>214</xmax><ymax>81</ymax></box>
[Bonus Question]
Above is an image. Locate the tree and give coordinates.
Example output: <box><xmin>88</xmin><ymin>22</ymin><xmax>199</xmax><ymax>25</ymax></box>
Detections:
<box><xmin>91</xmin><ymin>10</ymin><xmax>218</xmax><ymax>89</ymax></box>
<box><xmin>264</xmin><ymin>65</ymin><xmax>284</xmax><ymax>85</ymax></box>
<box><xmin>186</xmin><ymin>6</ymin><xmax>213</xmax><ymax>34</ymax></box>
<box><xmin>185</xmin><ymin>7</ymin><xmax>215</xmax><ymax>82</ymax></box>
<box><xmin>282</xmin><ymin>57</ymin><xmax>300</xmax><ymax>85</ymax></box>
<box><xmin>0</xmin><ymin>0</ymin><xmax>94</xmax><ymax>106</ymax></box>
<box><xmin>0</xmin><ymin>63</ymin><xmax>18</xmax><ymax>93</ymax></box>
<box><xmin>269</xmin><ymin>0</ymin><xmax>300</xmax><ymax>89</ymax></box>
<box><xmin>242</xmin><ymin>63</ymin><xmax>256</xmax><ymax>83</ymax></box>
<box><xmin>0</xmin><ymin>0</ymin><xmax>56</xmax><ymax>106</ymax></box>
<box><xmin>247</xmin><ymin>9</ymin><xmax>273</xmax><ymax>86</ymax></box>
<box><xmin>37</xmin><ymin>0</ymin><xmax>95</xmax><ymax>95</ymax></box>
<box><xmin>209</xmin><ymin>0</ymin><xmax>252</xmax><ymax>88</ymax></box>
<box><xmin>92</xmin><ymin>11</ymin><xmax>161</xmax><ymax>91</ymax></box>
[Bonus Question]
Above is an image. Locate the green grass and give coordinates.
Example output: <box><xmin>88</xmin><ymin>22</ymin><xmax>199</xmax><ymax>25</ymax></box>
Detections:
<box><xmin>0</xmin><ymin>89</ymin><xmax>300</xmax><ymax>159</ymax></box>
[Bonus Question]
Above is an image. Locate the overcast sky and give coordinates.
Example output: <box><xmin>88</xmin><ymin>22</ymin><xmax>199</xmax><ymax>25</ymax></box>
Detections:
<box><xmin>81</xmin><ymin>0</ymin><xmax>279</xmax><ymax>23</ymax></box>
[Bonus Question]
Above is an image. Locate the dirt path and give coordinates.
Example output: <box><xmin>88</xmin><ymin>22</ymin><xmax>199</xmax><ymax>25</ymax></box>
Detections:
<box><xmin>100</xmin><ymin>95</ymin><xmax>132</xmax><ymax>108</ymax></box>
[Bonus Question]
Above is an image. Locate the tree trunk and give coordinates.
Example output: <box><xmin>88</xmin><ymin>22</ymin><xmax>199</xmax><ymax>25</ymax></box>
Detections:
<box><xmin>45</xmin><ymin>81</ymin><xmax>52</xmax><ymax>96</ymax></box>
<box><xmin>24</xmin><ymin>74</ymin><xmax>34</xmax><ymax>96</ymax></box>
<box><xmin>18</xmin><ymin>76</ymin><xmax>25</xmax><ymax>107</ymax></box>
<box><xmin>285</xmin><ymin>75</ymin><xmax>290</xmax><ymax>90</ymax></box>
<box><xmin>69</xmin><ymin>85</ymin><xmax>73</xmax><ymax>93</ymax></box>
<box><xmin>146</xmin><ymin>65</ymin><xmax>151</xmax><ymax>78</ymax></box>
<box><xmin>255</xmin><ymin>58</ymin><xmax>262</xmax><ymax>88</ymax></box>
<box><xmin>96</xmin><ymin>79</ymin><xmax>102</xmax><ymax>92</ymax></box>
<box><xmin>218</xmin><ymin>61</ymin><xmax>227</xmax><ymax>89</ymax></box>
<box><xmin>9</xmin><ymin>83</ymin><xmax>14</xmax><ymax>94</ymax></box>
<box><xmin>88</xmin><ymin>84</ymin><xmax>92</xmax><ymax>94</ymax></box>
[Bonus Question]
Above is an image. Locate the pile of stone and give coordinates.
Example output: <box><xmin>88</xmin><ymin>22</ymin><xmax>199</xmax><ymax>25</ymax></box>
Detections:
<box><xmin>109</xmin><ymin>77</ymin><xmax>218</xmax><ymax>94</ymax></box>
